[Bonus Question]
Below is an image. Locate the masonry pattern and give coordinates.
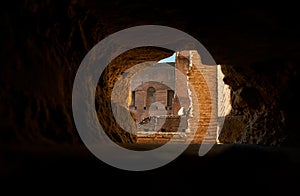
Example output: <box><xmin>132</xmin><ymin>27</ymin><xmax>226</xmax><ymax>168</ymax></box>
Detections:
<box><xmin>130</xmin><ymin>50</ymin><xmax>230</xmax><ymax>144</ymax></box>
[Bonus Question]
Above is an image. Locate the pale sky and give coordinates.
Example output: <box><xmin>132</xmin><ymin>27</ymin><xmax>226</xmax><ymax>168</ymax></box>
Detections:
<box><xmin>158</xmin><ymin>52</ymin><xmax>176</xmax><ymax>63</ymax></box>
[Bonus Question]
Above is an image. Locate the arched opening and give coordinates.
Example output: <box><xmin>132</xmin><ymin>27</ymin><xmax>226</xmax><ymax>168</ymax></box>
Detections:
<box><xmin>146</xmin><ymin>87</ymin><xmax>156</xmax><ymax>108</ymax></box>
<box><xmin>167</xmin><ymin>90</ymin><xmax>174</xmax><ymax>110</ymax></box>
<box><xmin>103</xmin><ymin>48</ymin><xmax>232</xmax><ymax>145</ymax></box>
<box><xmin>130</xmin><ymin>91</ymin><xmax>136</xmax><ymax>108</ymax></box>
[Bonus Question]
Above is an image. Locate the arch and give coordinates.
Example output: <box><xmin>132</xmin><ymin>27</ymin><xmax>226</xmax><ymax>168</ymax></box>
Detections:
<box><xmin>167</xmin><ymin>90</ymin><xmax>175</xmax><ymax>107</ymax></box>
<box><xmin>146</xmin><ymin>87</ymin><xmax>156</xmax><ymax>107</ymax></box>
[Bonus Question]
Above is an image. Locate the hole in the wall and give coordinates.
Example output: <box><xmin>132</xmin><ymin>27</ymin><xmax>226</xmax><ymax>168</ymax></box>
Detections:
<box><xmin>95</xmin><ymin>47</ymin><xmax>231</xmax><ymax>147</ymax></box>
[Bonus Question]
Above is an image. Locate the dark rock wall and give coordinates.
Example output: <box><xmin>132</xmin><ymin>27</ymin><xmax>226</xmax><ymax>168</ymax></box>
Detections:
<box><xmin>2</xmin><ymin>0</ymin><xmax>300</xmax><ymax>146</ymax></box>
<box><xmin>219</xmin><ymin>62</ymin><xmax>291</xmax><ymax>146</ymax></box>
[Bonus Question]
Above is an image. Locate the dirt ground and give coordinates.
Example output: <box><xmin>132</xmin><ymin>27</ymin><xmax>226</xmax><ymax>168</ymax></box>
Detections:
<box><xmin>1</xmin><ymin>143</ymin><xmax>299</xmax><ymax>195</ymax></box>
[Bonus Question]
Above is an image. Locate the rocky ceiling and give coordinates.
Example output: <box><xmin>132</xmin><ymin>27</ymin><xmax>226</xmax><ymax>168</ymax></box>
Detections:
<box><xmin>1</xmin><ymin>0</ymin><xmax>300</xmax><ymax>147</ymax></box>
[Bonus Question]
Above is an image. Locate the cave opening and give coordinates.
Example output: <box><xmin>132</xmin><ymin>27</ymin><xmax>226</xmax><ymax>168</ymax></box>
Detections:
<box><xmin>96</xmin><ymin>47</ymin><xmax>231</xmax><ymax>146</ymax></box>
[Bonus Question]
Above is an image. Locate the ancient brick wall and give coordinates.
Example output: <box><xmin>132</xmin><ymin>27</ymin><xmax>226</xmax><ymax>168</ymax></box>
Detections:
<box><xmin>135</xmin><ymin>51</ymin><xmax>219</xmax><ymax>144</ymax></box>
<box><xmin>108</xmin><ymin>50</ymin><xmax>229</xmax><ymax>144</ymax></box>
<box><xmin>130</xmin><ymin>81</ymin><xmax>179</xmax><ymax>122</ymax></box>
<box><xmin>185</xmin><ymin>51</ymin><xmax>218</xmax><ymax>144</ymax></box>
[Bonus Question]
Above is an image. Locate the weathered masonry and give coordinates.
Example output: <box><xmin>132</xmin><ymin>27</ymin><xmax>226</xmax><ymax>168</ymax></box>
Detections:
<box><xmin>124</xmin><ymin>50</ymin><xmax>231</xmax><ymax>144</ymax></box>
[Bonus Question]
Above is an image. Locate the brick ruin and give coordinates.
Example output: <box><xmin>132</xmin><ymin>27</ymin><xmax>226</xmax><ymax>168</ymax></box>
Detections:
<box><xmin>119</xmin><ymin>50</ymin><xmax>231</xmax><ymax>144</ymax></box>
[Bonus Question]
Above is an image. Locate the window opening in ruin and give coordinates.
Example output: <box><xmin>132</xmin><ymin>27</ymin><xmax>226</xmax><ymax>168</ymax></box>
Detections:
<box><xmin>130</xmin><ymin>91</ymin><xmax>135</xmax><ymax>108</ymax></box>
<box><xmin>167</xmin><ymin>90</ymin><xmax>174</xmax><ymax>109</ymax></box>
<box><xmin>146</xmin><ymin>87</ymin><xmax>156</xmax><ymax>108</ymax></box>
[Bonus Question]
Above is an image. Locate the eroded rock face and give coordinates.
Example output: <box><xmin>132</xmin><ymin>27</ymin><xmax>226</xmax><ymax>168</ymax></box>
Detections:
<box><xmin>2</xmin><ymin>0</ymin><xmax>300</xmax><ymax>146</ymax></box>
<box><xmin>219</xmin><ymin>55</ymin><xmax>300</xmax><ymax>146</ymax></box>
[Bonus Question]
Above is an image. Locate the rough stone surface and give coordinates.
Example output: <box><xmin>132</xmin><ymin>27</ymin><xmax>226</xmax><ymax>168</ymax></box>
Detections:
<box><xmin>219</xmin><ymin>64</ymin><xmax>288</xmax><ymax>146</ymax></box>
<box><xmin>2</xmin><ymin>2</ymin><xmax>300</xmax><ymax>195</ymax></box>
<box><xmin>2</xmin><ymin>0</ymin><xmax>300</xmax><ymax>147</ymax></box>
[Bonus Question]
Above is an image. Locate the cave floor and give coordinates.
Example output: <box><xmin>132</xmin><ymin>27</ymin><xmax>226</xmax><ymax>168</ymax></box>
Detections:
<box><xmin>1</xmin><ymin>143</ymin><xmax>300</xmax><ymax>195</ymax></box>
